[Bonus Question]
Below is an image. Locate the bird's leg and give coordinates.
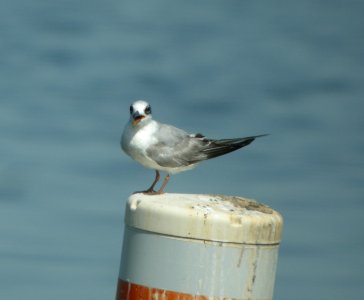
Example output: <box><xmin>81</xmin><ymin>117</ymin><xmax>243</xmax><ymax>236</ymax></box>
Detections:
<box><xmin>144</xmin><ymin>170</ymin><xmax>160</xmax><ymax>194</ymax></box>
<box><xmin>156</xmin><ymin>174</ymin><xmax>170</xmax><ymax>194</ymax></box>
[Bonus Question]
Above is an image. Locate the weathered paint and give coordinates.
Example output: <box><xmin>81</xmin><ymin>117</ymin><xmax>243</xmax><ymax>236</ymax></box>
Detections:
<box><xmin>116</xmin><ymin>280</ymin><xmax>211</xmax><ymax>300</ymax></box>
<box><xmin>125</xmin><ymin>193</ymin><xmax>283</xmax><ymax>244</ymax></box>
<box><xmin>118</xmin><ymin>227</ymin><xmax>279</xmax><ymax>299</ymax></box>
<box><xmin>116</xmin><ymin>193</ymin><xmax>283</xmax><ymax>300</ymax></box>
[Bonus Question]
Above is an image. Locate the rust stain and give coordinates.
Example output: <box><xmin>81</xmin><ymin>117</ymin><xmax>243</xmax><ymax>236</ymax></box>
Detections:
<box><xmin>229</xmin><ymin>214</ymin><xmax>242</xmax><ymax>225</ymax></box>
<box><xmin>237</xmin><ymin>247</ymin><xmax>244</xmax><ymax>268</ymax></box>
<box><xmin>215</xmin><ymin>195</ymin><xmax>273</xmax><ymax>214</ymax></box>
<box><xmin>116</xmin><ymin>280</ymin><xmax>212</xmax><ymax>300</ymax></box>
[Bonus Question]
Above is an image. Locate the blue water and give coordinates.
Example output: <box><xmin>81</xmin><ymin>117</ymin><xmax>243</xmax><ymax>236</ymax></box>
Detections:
<box><xmin>1</xmin><ymin>0</ymin><xmax>363</xmax><ymax>299</ymax></box>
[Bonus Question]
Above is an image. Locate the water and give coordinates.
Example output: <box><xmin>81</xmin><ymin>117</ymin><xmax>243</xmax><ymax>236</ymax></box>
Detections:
<box><xmin>1</xmin><ymin>0</ymin><xmax>363</xmax><ymax>299</ymax></box>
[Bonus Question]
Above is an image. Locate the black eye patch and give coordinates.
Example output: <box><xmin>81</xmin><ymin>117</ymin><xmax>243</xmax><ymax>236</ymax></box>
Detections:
<box><xmin>144</xmin><ymin>105</ymin><xmax>151</xmax><ymax>115</ymax></box>
<box><xmin>130</xmin><ymin>105</ymin><xmax>133</xmax><ymax>115</ymax></box>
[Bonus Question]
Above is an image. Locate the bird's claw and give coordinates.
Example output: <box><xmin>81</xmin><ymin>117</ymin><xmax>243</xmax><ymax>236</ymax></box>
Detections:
<box><xmin>143</xmin><ymin>189</ymin><xmax>163</xmax><ymax>195</ymax></box>
<box><xmin>132</xmin><ymin>189</ymin><xmax>164</xmax><ymax>195</ymax></box>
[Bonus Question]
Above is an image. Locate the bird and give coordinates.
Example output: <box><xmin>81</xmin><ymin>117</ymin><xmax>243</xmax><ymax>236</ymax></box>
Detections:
<box><xmin>121</xmin><ymin>100</ymin><xmax>267</xmax><ymax>195</ymax></box>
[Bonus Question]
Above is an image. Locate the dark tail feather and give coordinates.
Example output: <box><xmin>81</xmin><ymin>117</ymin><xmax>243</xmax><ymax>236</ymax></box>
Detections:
<box><xmin>202</xmin><ymin>134</ymin><xmax>268</xmax><ymax>160</ymax></box>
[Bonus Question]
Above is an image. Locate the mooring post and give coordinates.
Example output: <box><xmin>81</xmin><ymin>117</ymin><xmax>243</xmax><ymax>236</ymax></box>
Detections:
<box><xmin>115</xmin><ymin>193</ymin><xmax>283</xmax><ymax>300</ymax></box>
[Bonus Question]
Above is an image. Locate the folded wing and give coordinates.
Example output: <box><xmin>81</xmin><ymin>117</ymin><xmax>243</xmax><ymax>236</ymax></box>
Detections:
<box><xmin>146</xmin><ymin>123</ymin><xmax>267</xmax><ymax>168</ymax></box>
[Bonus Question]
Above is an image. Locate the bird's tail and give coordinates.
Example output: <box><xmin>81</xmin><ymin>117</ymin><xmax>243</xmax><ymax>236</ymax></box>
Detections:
<box><xmin>201</xmin><ymin>134</ymin><xmax>268</xmax><ymax>160</ymax></box>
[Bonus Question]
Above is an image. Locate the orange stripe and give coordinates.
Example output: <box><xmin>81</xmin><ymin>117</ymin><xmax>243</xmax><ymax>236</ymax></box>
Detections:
<box><xmin>116</xmin><ymin>279</ymin><xmax>210</xmax><ymax>300</ymax></box>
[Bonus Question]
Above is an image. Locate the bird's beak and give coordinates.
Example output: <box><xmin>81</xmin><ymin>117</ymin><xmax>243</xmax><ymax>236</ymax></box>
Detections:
<box><xmin>132</xmin><ymin>112</ymin><xmax>145</xmax><ymax>126</ymax></box>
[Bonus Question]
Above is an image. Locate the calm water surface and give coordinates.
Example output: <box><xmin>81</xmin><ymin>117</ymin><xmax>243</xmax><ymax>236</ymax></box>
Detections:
<box><xmin>1</xmin><ymin>1</ymin><xmax>363</xmax><ymax>299</ymax></box>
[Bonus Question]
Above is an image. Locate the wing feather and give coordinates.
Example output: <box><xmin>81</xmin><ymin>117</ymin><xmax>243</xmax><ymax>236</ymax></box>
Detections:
<box><xmin>146</xmin><ymin>122</ymin><xmax>267</xmax><ymax>168</ymax></box>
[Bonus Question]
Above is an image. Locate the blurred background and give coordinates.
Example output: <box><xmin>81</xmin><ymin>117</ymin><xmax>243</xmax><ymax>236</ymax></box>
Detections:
<box><xmin>1</xmin><ymin>0</ymin><xmax>363</xmax><ymax>299</ymax></box>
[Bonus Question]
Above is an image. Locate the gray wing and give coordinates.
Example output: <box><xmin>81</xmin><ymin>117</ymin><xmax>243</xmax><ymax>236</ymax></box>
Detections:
<box><xmin>145</xmin><ymin>123</ymin><xmax>205</xmax><ymax>168</ymax></box>
<box><xmin>146</xmin><ymin>122</ymin><xmax>267</xmax><ymax>168</ymax></box>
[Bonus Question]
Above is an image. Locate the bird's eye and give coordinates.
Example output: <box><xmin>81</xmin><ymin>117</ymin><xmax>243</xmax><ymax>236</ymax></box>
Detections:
<box><xmin>144</xmin><ymin>105</ymin><xmax>151</xmax><ymax>115</ymax></box>
<box><xmin>129</xmin><ymin>105</ymin><xmax>133</xmax><ymax>115</ymax></box>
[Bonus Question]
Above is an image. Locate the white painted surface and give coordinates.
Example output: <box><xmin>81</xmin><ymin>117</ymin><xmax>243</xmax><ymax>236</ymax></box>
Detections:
<box><xmin>125</xmin><ymin>193</ymin><xmax>283</xmax><ymax>244</ymax></box>
<box><xmin>118</xmin><ymin>193</ymin><xmax>283</xmax><ymax>299</ymax></box>
<box><xmin>119</xmin><ymin>226</ymin><xmax>279</xmax><ymax>299</ymax></box>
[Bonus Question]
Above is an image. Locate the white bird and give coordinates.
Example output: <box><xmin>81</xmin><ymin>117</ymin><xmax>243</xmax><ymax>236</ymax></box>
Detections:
<box><xmin>121</xmin><ymin>100</ymin><xmax>267</xmax><ymax>194</ymax></box>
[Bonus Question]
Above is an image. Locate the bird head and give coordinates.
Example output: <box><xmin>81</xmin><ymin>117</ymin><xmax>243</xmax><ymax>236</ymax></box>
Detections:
<box><xmin>129</xmin><ymin>100</ymin><xmax>152</xmax><ymax>126</ymax></box>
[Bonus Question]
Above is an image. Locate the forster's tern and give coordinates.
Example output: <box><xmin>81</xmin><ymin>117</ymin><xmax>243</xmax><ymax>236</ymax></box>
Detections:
<box><xmin>121</xmin><ymin>100</ymin><xmax>267</xmax><ymax>194</ymax></box>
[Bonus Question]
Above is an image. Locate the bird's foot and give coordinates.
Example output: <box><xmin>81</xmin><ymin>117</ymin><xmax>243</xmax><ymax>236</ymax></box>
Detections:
<box><xmin>132</xmin><ymin>172</ymin><xmax>169</xmax><ymax>195</ymax></box>
<box><xmin>132</xmin><ymin>189</ymin><xmax>164</xmax><ymax>195</ymax></box>
<box><xmin>143</xmin><ymin>189</ymin><xmax>164</xmax><ymax>195</ymax></box>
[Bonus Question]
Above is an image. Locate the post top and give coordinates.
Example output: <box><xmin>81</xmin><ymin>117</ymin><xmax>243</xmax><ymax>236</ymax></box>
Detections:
<box><xmin>125</xmin><ymin>193</ymin><xmax>283</xmax><ymax>244</ymax></box>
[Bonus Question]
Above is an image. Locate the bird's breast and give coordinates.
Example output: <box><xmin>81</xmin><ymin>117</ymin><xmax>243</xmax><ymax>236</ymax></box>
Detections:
<box><xmin>122</xmin><ymin>122</ymin><xmax>160</xmax><ymax>169</ymax></box>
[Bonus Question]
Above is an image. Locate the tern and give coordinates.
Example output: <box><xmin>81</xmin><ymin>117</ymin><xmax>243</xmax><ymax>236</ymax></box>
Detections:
<box><xmin>121</xmin><ymin>100</ymin><xmax>267</xmax><ymax>195</ymax></box>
